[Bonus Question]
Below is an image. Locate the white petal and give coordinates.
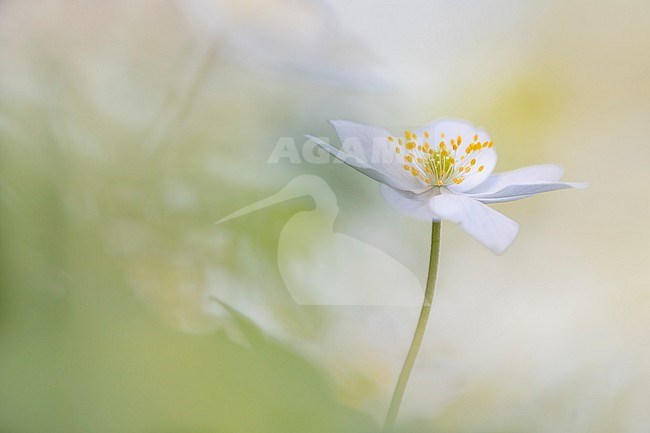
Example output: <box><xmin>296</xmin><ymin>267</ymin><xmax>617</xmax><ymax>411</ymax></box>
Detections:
<box><xmin>416</xmin><ymin>118</ymin><xmax>492</xmax><ymax>157</ymax></box>
<box><xmin>468</xmin><ymin>180</ymin><xmax>588</xmax><ymax>203</ymax></box>
<box><xmin>379</xmin><ymin>184</ymin><xmax>438</xmax><ymax>221</ymax></box>
<box><xmin>328</xmin><ymin>120</ymin><xmax>426</xmax><ymax>192</ymax></box>
<box><xmin>305</xmin><ymin>135</ymin><xmax>417</xmax><ymax>191</ymax></box>
<box><xmin>447</xmin><ymin>147</ymin><xmax>498</xmax><ymax>193</ymax></box>
<box><xmin>429</xmin><ymin>193</ymin><xmax>519</xmax><ymax>254</ymax></box>
<box><xmin>415</xmin><ymin>118</ymin><xmax>480</xmax><ymax>143</ymax></box>
<box><xmin>328</xmin><ymin>119</ymin><xmax>391</xmax><ymax>162</ymax></box>
<box><xmin>466</xmin><ymin>164</ymin><xmax>566</xmax><ymax>195</ymax></box>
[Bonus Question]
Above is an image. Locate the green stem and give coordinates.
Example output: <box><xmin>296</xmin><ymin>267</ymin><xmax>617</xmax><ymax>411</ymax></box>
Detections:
<box><xmin>383</xmin><ymin>221</ymin><xmax>441</xmax><ymax>431</ymax></box>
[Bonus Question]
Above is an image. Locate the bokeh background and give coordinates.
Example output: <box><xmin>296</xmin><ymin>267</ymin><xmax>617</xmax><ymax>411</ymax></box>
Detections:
<box><xmin>1</xmin><ymin>0</ymin><xmax>649</xmax><ymax>432</ymax></box>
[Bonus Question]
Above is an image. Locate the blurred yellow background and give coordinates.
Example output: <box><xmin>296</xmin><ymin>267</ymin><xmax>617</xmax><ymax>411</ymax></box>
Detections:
<box><xmin>1</xmin><ymin>0</ymin><xmax>649</xmax><ymax>432</ymax></box>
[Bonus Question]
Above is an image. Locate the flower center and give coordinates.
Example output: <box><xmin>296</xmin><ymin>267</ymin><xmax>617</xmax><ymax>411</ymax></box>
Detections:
<box><xmin>389</xmin><ymin>130</ymin><xmax>493</xmax><ymax>187</ymax></box>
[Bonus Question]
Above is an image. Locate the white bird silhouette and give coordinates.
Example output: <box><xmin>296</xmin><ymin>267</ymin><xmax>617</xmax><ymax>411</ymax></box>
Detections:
<box><xmin>218</xmin><ymin>175</ymin><xmax>425</xmax><ymax>306</ymax></box>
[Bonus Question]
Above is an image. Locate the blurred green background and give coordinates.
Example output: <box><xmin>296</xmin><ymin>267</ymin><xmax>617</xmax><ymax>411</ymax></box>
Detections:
<box><xmin>1</xmin><ymin>0</ymin><xmax>649</xmax><ymax>432</ymax></box>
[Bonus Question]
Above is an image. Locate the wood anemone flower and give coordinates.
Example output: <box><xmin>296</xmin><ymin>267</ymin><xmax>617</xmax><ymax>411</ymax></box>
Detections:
<box><xmin>307</xmin><ymin>118</ymin><xmax>587</xmax><ymax>254</ymax></box>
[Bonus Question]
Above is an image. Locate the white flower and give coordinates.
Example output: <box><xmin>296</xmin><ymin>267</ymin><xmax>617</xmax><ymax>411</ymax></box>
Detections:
<box><xmin>307</xmin><ymin>118</ymin><xmax>587</xmax><ymax>254</ymax></box>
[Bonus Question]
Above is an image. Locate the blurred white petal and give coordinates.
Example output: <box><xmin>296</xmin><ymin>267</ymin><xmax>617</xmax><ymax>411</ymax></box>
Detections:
<box><xmin>379</xmin><ymin>184</ymin><xmax>437</xmax><ymax>221</ymax></box>
<box><xmin>468</xmin><ymin>180</ymin><xmax>589</xmax><ymax>203</ymax></box>
<box><xmin>468</xmin><ymin>164</ymin><xmax>566</xmax><ymax>194</ymax></box>
<box><xmin>429</xmin><ymin>193</ymin><xmax>520</xmax><ymax>254</ymax></box>
<box><xmin>306</xmin><ymin>135</ymin><xmax>412</xmax><ymax>191</ymax></box>
<box><xmin>329</xmin><ymin>119</ymin><xmax>428</xmax><ymax>191</ymax></box>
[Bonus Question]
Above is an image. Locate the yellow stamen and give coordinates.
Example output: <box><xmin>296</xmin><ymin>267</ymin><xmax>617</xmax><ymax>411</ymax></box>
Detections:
<box><xmin>396</xmin><ymin>128</ymin><xmax>495</xmax><ymax>187</ymax></box>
